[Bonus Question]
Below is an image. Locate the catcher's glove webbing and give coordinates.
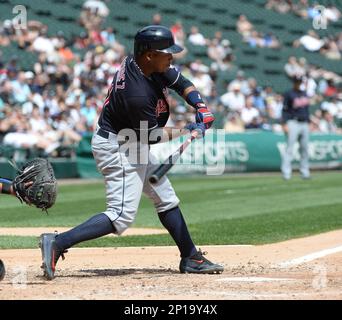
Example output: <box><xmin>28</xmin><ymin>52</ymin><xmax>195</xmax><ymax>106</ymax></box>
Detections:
<box><xmin>13</xmin><ymin>158</ymin><xmax>57</xmax><ymax>212</ymax></box>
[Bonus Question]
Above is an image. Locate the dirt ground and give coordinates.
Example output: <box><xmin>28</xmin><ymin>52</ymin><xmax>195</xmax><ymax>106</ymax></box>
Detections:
<box><xmin>0</xmin><ymin>229</ymin><xmax>341</xmax><ymax>300</ymax></box>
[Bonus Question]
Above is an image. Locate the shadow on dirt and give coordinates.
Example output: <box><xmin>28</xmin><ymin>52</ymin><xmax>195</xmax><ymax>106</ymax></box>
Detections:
<box><xmin>58</xmin><ymin>268</ymin><xmax>179</xmax><ymax>278</ymax></box>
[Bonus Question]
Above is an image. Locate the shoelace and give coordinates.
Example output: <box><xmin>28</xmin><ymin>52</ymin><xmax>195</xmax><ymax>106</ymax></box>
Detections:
<box><xmin>192</xmin><ymin>249</ymin><xmax>209</xmax><ymax>261</ymax></box>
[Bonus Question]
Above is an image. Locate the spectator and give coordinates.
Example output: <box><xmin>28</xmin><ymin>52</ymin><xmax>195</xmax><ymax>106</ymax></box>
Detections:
<box><xmin>293</xmin><ymin>30</ymin><xmax>324</xmax><ymax>52</ymax></box>
<box><xmin>228</xmin><ymin>71</ymin><xmax>250</xmax><ymax>95</ymax></box>
<box><xmin>241</xmin><ymin>95</ymin><xmax>260</xmax><ymax>128</ymax></box>
<box><xmin>224</xmin><ymin>112</ymin><xmax>245</xmax><ymax>133</ymax></box>
<box><xmin>252</xmin><ymin>87</ymin><xmax>266</xmax><ymax>115</ymax></box>
<box><xmin>236</xmin><ymin>15</ymin><xmax>254</xmax><ymax>37</ymax></box>
<box><xmin>220</xmin><ymin>82</ymin><xmax>246</xmax><ymax>113</ymax></box>
<box><xmin>319</xmin><ymin>109</ymin><xmax>341</xmax><ymax>133</ymax></box>
<box><xmin>190</xmin><ymin>65</ymin><xmax>214</xmax><ymax>100</ymax></box>
<box><xmin>152</xmin><ymin>13</ymin><xmax>162</xmax><ymax>25</ymax></box>
<box><xmin>81</xmin><ymin>95</ymin><xmax>97</xmax><ymax>130</ymax></box>
<box><xmin>171</xmin><ymin>20</ymin><xmax>185</xmax><ymax>47</ymax></box>
<box><xmin>324</xmin><ymin>79</ymin><xmax>338</xmax><ymax>97</ymax></box>
<box><xmin>188</xmin><ymin>26</ymin><xmax>208</xmax><ymax>46</ymax></box>
<box><xmin>284</xmin><ymin>56</ymin><xmax>306</xmax><ymax>78</ymax></box>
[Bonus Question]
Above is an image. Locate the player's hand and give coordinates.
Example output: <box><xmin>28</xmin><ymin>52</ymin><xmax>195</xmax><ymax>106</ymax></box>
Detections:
<box><xmin>195</xmin><ymin>104</ymin><xmax>215</xmax><ymax>129</ymax></box>
<box><xmin>184</xmin><ymin>122</ymin><xmax>206</xmax><ymax>138</ymax></box>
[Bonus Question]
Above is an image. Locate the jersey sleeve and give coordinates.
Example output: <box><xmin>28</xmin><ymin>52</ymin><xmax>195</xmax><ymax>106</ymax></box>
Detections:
<box><xmin>159</xmin><ymin>65</ymin><xmax>181</xmax><ymax>87</ymax></box>
<box><xmin>159</xmin><ymin>66</ymin><xmax>193</xmax><ymax>96</ymax></box>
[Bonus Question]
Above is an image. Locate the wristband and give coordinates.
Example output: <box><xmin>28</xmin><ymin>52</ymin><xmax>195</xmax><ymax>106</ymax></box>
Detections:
<box><xmin>185</xmin><ymin>91</ymin><xmax>206</xmax><ymax>109</ymax></box>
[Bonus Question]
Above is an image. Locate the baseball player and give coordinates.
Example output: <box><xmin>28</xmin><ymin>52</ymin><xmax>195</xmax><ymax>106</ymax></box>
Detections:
<box><xmin>281</xmin><ymin>76</ymin><xmax>311</xmax><ymax>180</ymax></box>
<box><xmin>39</xmin><ymin>25</ymin><xmax>224</xmax><ymax>280</ymax></box>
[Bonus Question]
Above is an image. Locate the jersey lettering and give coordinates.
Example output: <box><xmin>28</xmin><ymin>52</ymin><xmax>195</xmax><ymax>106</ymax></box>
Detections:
<box><xmin>115</xmin><ymin>57</ymin><xmax>127</xmax><ymax>91</ymax></box>
<box><xmin>293</xmin><ymin>96</ymin><xmax>310</xmax><ymax>108</ymax></box>
<box><xmin>103</xmin><ymin>83</ymin><xmax>114</xmax><ymax>108</ymax></box>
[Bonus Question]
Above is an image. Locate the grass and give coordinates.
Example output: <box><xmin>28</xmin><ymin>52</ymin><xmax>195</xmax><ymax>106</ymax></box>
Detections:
<box><xmin>0</xmin><ymin>172</ymin><xmax>342</xmax><ymax>248</ymax></box>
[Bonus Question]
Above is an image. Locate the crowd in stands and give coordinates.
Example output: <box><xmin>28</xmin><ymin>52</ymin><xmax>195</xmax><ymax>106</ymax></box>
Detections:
<box><xmin>0</xmin><ymin>0</ymin><xmax>342</xmax><ymax>157</ymax></box>
<box><xmin>266</xmin><ymin>0</ymin><xmax>341</xmax><ymax>24</ymax></box>
<box><xmin>266</xmin><ymin>1</ymin><xmax>342</xmax><ymax>60</ymax></box>
<box><xmin>236</xmin><ymin>14</ymin><xmax>281</xmax><ymax>49</ymax></box>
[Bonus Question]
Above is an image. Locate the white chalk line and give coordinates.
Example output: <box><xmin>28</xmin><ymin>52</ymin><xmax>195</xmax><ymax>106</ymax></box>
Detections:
<box><xmin>216</xmin><ymin>277</ymin><xmax>294</xmax><ymax>283</ymax></box>
<box><xmin>279</xmin><ymin>245</ymin><xmax>342</xmax><ymax>268</ymax></box>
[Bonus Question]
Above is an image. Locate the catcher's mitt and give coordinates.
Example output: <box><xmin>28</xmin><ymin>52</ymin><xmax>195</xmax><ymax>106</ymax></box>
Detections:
<box><xmin>13</xmin><ymin>158</ymin><xmax>57</xmax><ymax>211</ymax></box>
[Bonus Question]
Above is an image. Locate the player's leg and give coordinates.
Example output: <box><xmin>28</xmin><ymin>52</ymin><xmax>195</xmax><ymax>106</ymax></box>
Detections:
<box><xmin>40</xmin><ymin>134</ymin><xmax>147</xmax><ymax>279</ymax></box>
<box><xmin>298</xmin><ymin>123</ymin><xmax>310</xmax><ymax>179</ymax></box>
<box><xmin>143</xmin><ymin>153</ymin><xmax>223</xmax><ymax>273</ymax></box>
<box><xmin>55</xmin><ymin>136</ymin><xmax>147</xmax><ymax>247</ymax></box>
<box><xmin>281</xmin><ymin>120</ymin><xmax>299</xmax><ymax>180</ymax></box>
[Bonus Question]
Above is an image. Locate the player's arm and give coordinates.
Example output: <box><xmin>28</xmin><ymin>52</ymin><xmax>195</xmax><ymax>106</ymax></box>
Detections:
<box><xmin>126</xmin><ymin>96</ymin><xmax>204</xmax><ymax>144</ymax></box>
<box><xmin>282</xmin><ymin>92</ymin><xmax>292</xmax><ymax>134</ymax></box>
<box><xmin>0</xmin><ymin>178</ymin><xmax>14</xmax><ymax>196</ymax></box>
<box><xmin>162</xmin><ymin>67</ymin><xmax>215</xmax><ymax>129</ymax></box>
<box><xmin>0</xmin><ymin>178</ymin><xmax>33</xmax><ymax>199</ymax></box>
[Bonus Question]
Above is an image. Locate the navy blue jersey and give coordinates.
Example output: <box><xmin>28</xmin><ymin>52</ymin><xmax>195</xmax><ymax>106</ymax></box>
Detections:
<box><xmin>282</xmin><ymin>89</ymin><xmax>310</xmax><ymax>123</ymax></box>
<box><xmin>98</xmin><ymin>55</ymin><xmax>187</xmax><ymax>134</ymax></box>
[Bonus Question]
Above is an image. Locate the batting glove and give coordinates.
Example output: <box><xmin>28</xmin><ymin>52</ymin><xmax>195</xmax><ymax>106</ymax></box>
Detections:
<box><xmin>195</xmin><ymin>104</ymin><xmax>215</xmax><ymax>129</ymax></box>
<box><xmin>184</xmin><ymin>122</ymin><xmax>206</xmax><ymax>138</ymax></box>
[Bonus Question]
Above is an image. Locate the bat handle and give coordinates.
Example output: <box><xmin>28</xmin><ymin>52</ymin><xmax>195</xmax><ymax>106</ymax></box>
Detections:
<box><xmin>149</xmin><ymin>174</ymin><xmax>159</xmax><ymax>184</ymax></box>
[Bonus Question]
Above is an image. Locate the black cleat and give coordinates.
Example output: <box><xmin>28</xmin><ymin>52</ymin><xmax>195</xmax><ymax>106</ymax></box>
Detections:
<box><xmin>39</xmin><ymin>233</ymin><xmax>67</xmax><ymax>280</ymax></box>
<box><xmin>179</xmin><ymin>250</ymin><xmax>224</xmax><ymax>274</ymax></box>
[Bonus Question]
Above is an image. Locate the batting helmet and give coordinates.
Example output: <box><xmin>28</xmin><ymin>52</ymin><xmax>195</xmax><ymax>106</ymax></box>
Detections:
<box><xmin>134</xmin><ymin>25</ymin><xmax>183</xmax><ymax>57</ymax></box>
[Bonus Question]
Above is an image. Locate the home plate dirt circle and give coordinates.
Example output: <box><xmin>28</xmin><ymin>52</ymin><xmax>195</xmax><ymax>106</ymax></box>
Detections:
<box><xmin>0</xmin><ymin>230</ymin><xmax>341</xmax><ymax>300</ymax></box>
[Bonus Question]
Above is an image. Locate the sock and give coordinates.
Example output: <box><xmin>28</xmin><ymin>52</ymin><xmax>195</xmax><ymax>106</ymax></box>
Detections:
<box><xmin>55</xmin><ymin>213</ymin><xmax>115</xmax><ymax>250</ymax></box>
<box><xmin>158</xmin><ymin>206</ymin><xmax>197</xmax><ymax>258</ymax></box>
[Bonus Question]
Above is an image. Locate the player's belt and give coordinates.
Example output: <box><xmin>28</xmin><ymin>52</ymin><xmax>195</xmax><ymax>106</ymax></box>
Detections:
<box><xmin>97</xmin><ymin>128</ymin><xmax>110</xmax><ymax>139</ymax></box>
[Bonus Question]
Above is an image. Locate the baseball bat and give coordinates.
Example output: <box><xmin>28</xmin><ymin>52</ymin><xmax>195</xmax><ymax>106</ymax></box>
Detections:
<box><xmin>149</xmin><ymin>130</ymin><xmax>199</xmax><ymax>184</ymax></box>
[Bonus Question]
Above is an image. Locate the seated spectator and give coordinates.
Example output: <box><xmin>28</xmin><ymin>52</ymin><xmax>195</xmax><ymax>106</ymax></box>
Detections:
<box><xmin>188</xmin><ymin>26</ymin><xmax>208</xmax><ymax>46</ymax></box>
<box><xmin>320</xmin><ymin>38</ymin><xmax>341</xmax><ymax>60</ymax></box>
<box><xmin>252</xmin><ymin>87</ymin><xmax>266</xmax><ymax>115</ymax></box>
<box><xmin>224</xmin><ymin>112</ymin><xmax>245</xmax><ymax>133</ymax></box>
<box><xmin>318</xmin><ymin>109</ymin><xmax>341</xmax><ymax>133</ymax></box>
<box><xmin>228</xmin><ymin>71</ymin><xmax>250</xmax><ymax>96</ymax></box>
<box><xmin>81</xmin><ymin>95</ymin><xmax>98</xmax><ymax>131</ymax></box>
<box><xmin>266</xmin><ymin>92</ymin><xmax>283</xmax><ymax>121</ymax></box>
<box><xmin>321</xmin><ymin>96</ymin><xmax>340</xmax><ymax>117</ymax></box>
<box><xmin>10</xmin><ymin>71</ymin><xmax>32</xmax><ymax>105</ymax></box>
<box><xmin>241</xmin><ymin>95</ymin><xmax>260</xmax><ymax>128</ymax></box>
<box><xmin>284</xmin><ymin>56</ymin><xmax>306</xmax><ymax>78</ymax></box>
<box><xmin>171</xmin><ymin>20</ymin><xmax>185</xmax><ymax>47</ymax></box>
<box><xmin>220</xmin><ymin>82</ymin><xmax>246</xmax><ymax>113</ymax></box>
<box><xmin>324</xmin><ymin>5</ymin><xmax>341</xmax><ymax>23</ymax></box>
<box><xmin>190</xmin><ymin>65</ymin><xmax>214</xmax><ymax>100</ymax></box>
<box><xmin>324</xmin><ymin>79</ymin><xmax>338</xmax><ymax>97</ymax></box>
<box><xmin>208</xmin><ymin>38</ymin><xmax>231</xmax><ymax>63</ymax></box>
<box><xmin>293</xmin><ymin>30</ymin><xmax>324</xmax><ymax>52</ymax></box>
<box><xmin>245</xmin><ymin>30</ymin><xmax>262</xmax><ymax>48</ymax></box>
<box><xmin>265</xmin><ymin>0</ymin><xmax>292</xmax><ymax>14</ymax></box>
<box><xmin>152</xmin><ymin>13</ymin><xmax>162</xmax><ymax>25</ymax></box>
<box><xmin>210</xmin><ymin>53</ymin><xmax>235</xmax><ymax>72</ymax></box>
<box><xmin>262</xmin><ymin>32</ymin><xmax>281</xmax><ymax>49</ymax></box>
<box><xmin>236</xmin><ymin>15</ymin><xmax>253</xmax><ymax>37</ymax></box>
